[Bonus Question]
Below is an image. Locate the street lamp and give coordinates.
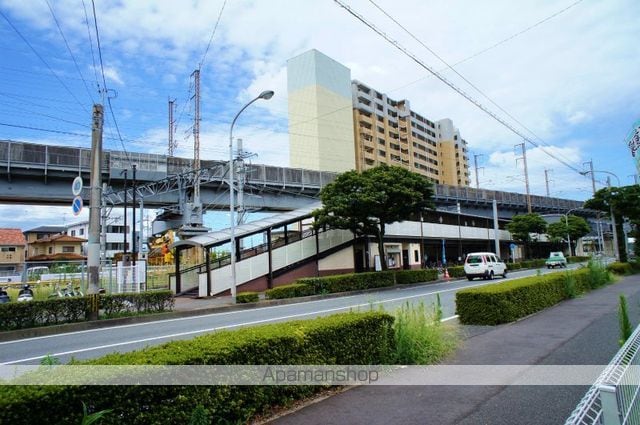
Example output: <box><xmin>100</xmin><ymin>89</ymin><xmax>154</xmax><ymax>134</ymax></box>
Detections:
<box><xmin>228</xmin><ymin>90</ymin><xmax>274</xmax><ymax>300</ymax></box>
<box><xmin>563</xmin><ymin>206</ymin><xmax>584</xmax><ymax>257</ymax></box>
<box><xmin>580</xmin><ymin>169</ymin><xmax>621</xmax><ymax>261</ymax></box>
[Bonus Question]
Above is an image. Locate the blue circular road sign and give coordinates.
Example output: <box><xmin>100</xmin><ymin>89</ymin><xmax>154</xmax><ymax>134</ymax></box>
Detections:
<box><xmin>72</xmin><ymin>196</ymin><xmax>83</xmax><ymax>216</ymax></box>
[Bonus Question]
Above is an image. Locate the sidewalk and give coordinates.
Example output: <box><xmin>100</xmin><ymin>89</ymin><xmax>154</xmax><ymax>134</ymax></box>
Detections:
<box><xmin>271</xmin><ymin>275</ymin><xmax>640</xmax><ymax>425</ymax></box>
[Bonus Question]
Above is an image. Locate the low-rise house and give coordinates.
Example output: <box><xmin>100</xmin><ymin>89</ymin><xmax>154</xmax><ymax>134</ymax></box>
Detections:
<box><xmin>0</xmin><ymin>228</ymin><xmax>27</xmax><ymax>276</ymax></box>
<box><xmin>27</xmin><ymin>233</ymin><xmax>86</xmax><ymax>261</ymax></box>
<box><xmin>24</xmin><ymin>225</ymin><xmax>66</xmax><ymax>258</ymax></box>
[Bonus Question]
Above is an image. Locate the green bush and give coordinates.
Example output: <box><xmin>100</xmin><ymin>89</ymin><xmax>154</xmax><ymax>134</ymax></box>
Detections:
<box><xmin>567</xmin><ymin>256</ymin><xmax>590</xmax><ymax>263</ymax></box>
<box><xmin>456</xmin><ymin>266</ymin><xmax>611</xmax><ymax>325</ymax></box>
<box><xmin>0</xmin><ymin>312</ymin><xmax>395</xmax><ymax>425</ymax></box>
<box><xmin>607</xmin><ymin>262</ymin><xmax>633</xmax><ymax>275</ymax></box>
<box><xmin>236</xmin><ymin>292</ymin><xmax>259</xmax><ymax>303</ymax></box>
<box><xmin>265</xmin><ymin>283</ymin><xmax>316</xmax><ymax>300</ymax></box>
<box><xmin>299</xmin><ymin>271</ymin><xmax>396</xmax><ymax>294</ymax></box>
<box><xmin>0</xmin><ymin>291</ymin><xmax>174</xmax><ymax>330</ymax></box>
<box><xmin>446</xmin><ymin>266</ymin><xmax>466</xmax><ymax>278</ymax></box>
<box><xmin>394</xmin><ymin>269</ymin><xmax>438</xmax><ymax>285</ymax></box>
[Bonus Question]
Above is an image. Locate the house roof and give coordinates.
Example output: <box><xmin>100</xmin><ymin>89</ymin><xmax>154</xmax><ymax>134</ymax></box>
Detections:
<box><xmin>24</xmin><ymin>225</ymin><xmax>66</xmax><ymax>234</ymax></box>
<box><xmin>0</xmin><ymin>228</ymin><xmax>27</xmax><ymax>246</ymax></box>
<box><xmin>31</xmin><ymin>234</ymin><xmax>87</xmax><ymax>244</ymax></box>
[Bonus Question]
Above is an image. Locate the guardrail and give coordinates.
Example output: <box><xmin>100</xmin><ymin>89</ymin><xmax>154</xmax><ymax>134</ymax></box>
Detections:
<box><xmin>565</xmin><ymin>324</ymin><xmax>640</xmax><ymax>425</ymax></box>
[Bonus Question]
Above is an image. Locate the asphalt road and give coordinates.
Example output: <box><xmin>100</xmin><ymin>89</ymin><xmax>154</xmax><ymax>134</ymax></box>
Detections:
<box><xmin>271</xmin><ymin>272</ymin><xmax>640</xmax><ymax>425</ymax></box>
<box><xmin>0</xmin><ymin>265</ymin><xmax>584</xmax><ymax>365</ymax></box>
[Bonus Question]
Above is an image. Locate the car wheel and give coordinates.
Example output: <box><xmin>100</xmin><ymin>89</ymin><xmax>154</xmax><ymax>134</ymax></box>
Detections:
<box><xmin>503</xmin><ymin>270</ymin><xmax>507</xmax><ymax>278</ymax></box>
<box><xmin>467</xmin><ymin>276</ymin><xmax>473</xmax><ymax>281</ymax></box>
<box><xmin>489</xmin><ymin>271</ymin><xmax>494</xmax><ymax>280</ymax></box>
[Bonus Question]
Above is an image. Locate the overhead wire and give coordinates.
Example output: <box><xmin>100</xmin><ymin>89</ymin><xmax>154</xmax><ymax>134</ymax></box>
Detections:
<box><xmin>45</xmin><ymin>0</ymin><xmax>95</xmax><ymax>104</ymax></box>
<box><xmin>0</xmin><ymin>9</ymin><xmax>90</xmax><ymax>116</ymax></box>
<box><xmin>81</xmin><ymin>0</ymin><xmax>102</xmax><ymax>94</ymax></box>
<box><xmin>366</xmin><ymin>0</ymin><xmax>584</xmax><ymax>172</ymax></box>
<box><xmin>333</xmin><ymin>0</ymin><xmax>585</xmax><ymax>176</ymax></box>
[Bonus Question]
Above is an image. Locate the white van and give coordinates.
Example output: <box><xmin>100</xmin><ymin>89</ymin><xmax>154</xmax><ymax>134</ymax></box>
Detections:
<box><xmin>27</xmin><ymin>266</ymin><xmax>49</xmax><ymax>278</ymax></box>
<box><xmin>463</xmin><ymin>252</ymin><xmax>507</xmax><ymax>281</ymax></box>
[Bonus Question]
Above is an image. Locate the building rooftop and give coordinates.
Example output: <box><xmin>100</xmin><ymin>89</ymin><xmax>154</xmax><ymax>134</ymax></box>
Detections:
<box><xmin>23</xmin><ymin>225</ymin><xmax>66</xmax><ymax>234</ymax></box>
<box><xmin>0</xmin><ymin>228</ymin><xmax>27</xmax><ymax>246</ymax></box>
<box><xmin>31</xmin><ymin>234</ymin><xmax>87</xmax><ymax>244</ymax></box>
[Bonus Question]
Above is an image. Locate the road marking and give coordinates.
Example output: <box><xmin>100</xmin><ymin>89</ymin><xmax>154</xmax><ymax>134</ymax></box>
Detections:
<box><xmin>0</xmin><ymin>266</ymin><xmax>579</xmax><ymax>362</ymax></box>
<box><xmin>2</xmin><ymin>312</ymin><xmax>462</xmax><ymax>365</ymax></box>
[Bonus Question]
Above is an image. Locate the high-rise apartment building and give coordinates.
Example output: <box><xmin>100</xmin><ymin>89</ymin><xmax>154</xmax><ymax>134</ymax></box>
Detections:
<box><xmin>288</xmin><ymin>49</ymin><xmax>470</xmax><ymax>186</ymax></box>
<box><xmin>287</xmin><ymin>49</ymin><xmax>356</xmax><ymax>173</ymax></box>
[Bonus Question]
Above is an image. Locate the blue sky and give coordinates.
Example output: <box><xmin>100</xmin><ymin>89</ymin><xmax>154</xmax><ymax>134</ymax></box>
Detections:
<box><xmin>0</xmin><ymin>0</ymin><xmax>639</xmax><ymax>231</ymax></box>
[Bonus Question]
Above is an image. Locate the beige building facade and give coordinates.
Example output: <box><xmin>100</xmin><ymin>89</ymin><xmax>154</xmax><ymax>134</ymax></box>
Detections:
<box><xmin>287</xmin><ymin>49</ymin><xmax>470</xmax><ymax>186</ymax></box>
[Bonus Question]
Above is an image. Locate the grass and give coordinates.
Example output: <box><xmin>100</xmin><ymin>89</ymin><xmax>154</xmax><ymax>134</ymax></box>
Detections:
<box><xmin>392</xmin><ymin>301</ymin><xmax>458</xmax><ymax>365</ymax></box>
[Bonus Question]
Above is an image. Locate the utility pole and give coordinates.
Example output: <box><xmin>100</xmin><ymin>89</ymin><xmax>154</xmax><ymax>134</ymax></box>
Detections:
<box><xmin>629</xmin><ymin>174</ymin><xmax>639</xmax><ymax>185</ymax></box>
<box><xmin>120</xmin><ymin>169</ymin><xmax>128</xmax><ymax>262</ymax></box>
<box><xmin>168</xmin><ymin>98</ymin><xmax>176</xmax><ymax>157</ymax></box>
<box><xmin>191</xmin><ymin>69</ymin><xmax>201</xmax><ymax>205</ymax></box>
<box><xmin>584</xmin><ymin>160</ymin><xmax>597</xmax><ymax>194</ymax></box>
<box><xmin>492</xmin><ymin>200</ymin><xmax>500</xmax><ymax>257</ymax></box>
<box><xmin>584</xmin><ymin>160</ymin><xmax>603</xmax><ymax>254</ymax></box>
<box><xmin>132</xmin><ymin>163</ymin><xmax>137</xmax><ymax>266</ymax></box>
<box><xmin>544</xmin><ymin>169</ymin><xmax>552</xmax><ymax>197</ymax></box>
<box><xmin>100</xmin><ymin>182</ymin><xmax>107</xmax><ymax>263</ymax></box>
<box><xmin>87</xmin><ymin>104</ymin><xmax>103</xmax><ymax>320</ymax></box>
<box><xmin>515</xmin><ymin>143</ymin><xmax>532</xmax><ymax>213</ymax></box>
<box><xmin>607</xmin><ymin>176</ymin><xmax>620</xmax><ymax>262</ymax></box>
<box><xmin>236</xmin><ymin>138</ymin><xmax>245</xmax><ymax>225</ymax></box>
<box><xmin>473</xmin><ymin>153</ymin><xmax>483</xmax><ymax>190</ymax></box>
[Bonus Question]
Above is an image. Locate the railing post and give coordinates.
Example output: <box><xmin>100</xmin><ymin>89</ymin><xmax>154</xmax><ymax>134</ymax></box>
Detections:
<box><xmin>599</xmin><ymin>385</ymin><xmax>622</xmax><ymax>425</ymax></box>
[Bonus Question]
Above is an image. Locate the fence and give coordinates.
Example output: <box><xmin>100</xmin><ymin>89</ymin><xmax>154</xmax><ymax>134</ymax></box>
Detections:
<box><xmin>565</xmin><ymin>324</ymin><xmax>640</xmax><ymax>425</ymax></box>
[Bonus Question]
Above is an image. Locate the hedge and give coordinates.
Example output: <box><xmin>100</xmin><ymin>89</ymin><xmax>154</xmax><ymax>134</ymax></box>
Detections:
<box><xmin>394</xmin><ymin>269</ymin><xmax>439</xmax><ymax>285</ymax></box>
<box><xmin>299</xmin><ymin>271</ymin><xmax>396</xmax><ymax>294</ymax></box>
<box><xmin>265</xmin><ymin>283</ymin><xmax>316</xmax><ymax>300</ymax></box>
<box><xmin>446</xmin><ymin>266</ymin><xmax>465</xmax><ymax>278</ymax></box>
<box><xmin>607</xmin><ymin>262</ymin><xmax>633</xmax><ymax>275</ymax></box>
<box><xmin>236</xmin><ymin>292</ymin><xmax>259</xmax><ymax>303</ymax></box>
<box><xmin>0</xmin><ymin>291</ymin><xmax>174</xmax><ymax>331</ymax></box>
<box><xmin>456</xmin><ymin>265</ymin><xmax>612</xmax><ymax>325</ymax></box>
<box><xmin>0</xmin><ymin>312</ymin><xmax>395</xmax><ymax>424</ymax></box>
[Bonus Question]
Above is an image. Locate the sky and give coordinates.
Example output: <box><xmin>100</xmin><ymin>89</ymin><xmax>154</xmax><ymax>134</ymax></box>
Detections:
<box><xmin>0</xmin><ymin>0</ymin><xmax>639</xmax><ymax>232</ymax></box>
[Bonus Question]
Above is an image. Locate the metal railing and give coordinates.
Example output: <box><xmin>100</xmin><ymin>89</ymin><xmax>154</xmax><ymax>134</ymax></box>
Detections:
<box><xmin>565</xmin><ymin>324</ymin><xmax>640</xmax><ymax>425</ymax></box>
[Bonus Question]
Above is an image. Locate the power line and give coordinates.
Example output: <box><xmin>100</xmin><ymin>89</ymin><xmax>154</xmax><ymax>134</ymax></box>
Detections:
<box><xmin>0</xmin><ymin>9</ymin><xmax>90</xmax><ymax>115</ymax></box>
<box><xmin>199</xmin><ymin>0</ymin><xmax>229</xmax><ymax>69</ymax></box>
<box><xmin>45</xmin><ymin>0</ymin><xmax>95</xmax><ymax>104</ymax></box>
<box><xmin>0</xmin><ymin>122</ymin><xmax>89</xmax><ymax>137</ymax></box>
<box><xmin>334</xmin><ymin>0</ymin><xmax>584</xmax><ymax>176</ymax></box>
<box><xmin>91</xmin><ymin>0</ymin><xmax>131</xmax><ymax>165</ymax></box>
<box><xmin>81</xmin><ymin>0</ymin><xmax>101</xmax><ymax>95</ymax></box>
<box><xmin>367</xmin><ymin>0</ymin><xmax>583</xmax><ymax>171</ymax></box>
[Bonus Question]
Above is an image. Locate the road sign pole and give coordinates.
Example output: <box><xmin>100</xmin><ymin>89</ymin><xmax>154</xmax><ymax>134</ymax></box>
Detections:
<box><xmin>87</xmin><ymin>104</ymin><xmax>104</xmax><ymax>320</ymax></box>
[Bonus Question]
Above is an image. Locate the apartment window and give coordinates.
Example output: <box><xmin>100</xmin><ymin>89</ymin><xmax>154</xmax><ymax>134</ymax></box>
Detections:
<box><xmin>378</xmin><ymin>150</ymin><xmax>386</xmax><ymax>156</ymax></box>
<box><xmin>376</xmin><ymin>104</ymin><xmax>383</xmax><ymax>112</ymax></box>
<box><xmin>1</xmin><ymin>247</ymin><xmax>16</xmax><ymax>252</ymax></box>
<box><xmin>48</xmin><ymin>247</ymin><xmax>53</xmax><ymax>254</ymax></box>
<box><xmin>377</xmin><ymin>126</ymin><xmax>384</xmax><ymax>133</ymax></box>
<box><xmin>62</xmin><ymin>246</ymin><xmax>75</xmax><ymax>253</ymax></box>
<box><xmin>71</xmin><ymin>230</ymin><xmax>76</xmax><ymax>236</ymax></box>
<box><xmin>378</xmin><ymin>138</ymin><xmax>386</xmax><ymax>145</ymax></box>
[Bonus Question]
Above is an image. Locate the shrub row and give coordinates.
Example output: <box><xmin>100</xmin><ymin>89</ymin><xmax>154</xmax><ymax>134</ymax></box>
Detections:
<box><xmin>265</xmin><ymin>283</ymin><xmax>316</xmax><ymax>300</ymax></box>
<box><xmin>0</xmin><ymin>291</ymin><xmax>174</xmax><ymax>331</ymax></box>
<box><xmin>0</xmin><ymin>312</ymin><xmax>395</xmax><ymax>424</ymax></box>
<box><xmin>568</xmin><ymin>256</ymin><xmax>591</xmax><ymax>263</ymax></box>
<box><xmin>266</xmin><ymin>269</ymin><xmax>439</xmax><ymax>300</ymax></box>
<box><xmin>507</xmin><ymin>259</ymin><xmax>547</xmax><ymax>270</ymax></box>
<box><xmin>456</xmin><ymin>263</ymin><xmax>612</xmax><ymax>325</ymax></box>
<box><xmin>446</xmin><ymin>266</ymin><xmax>466</xmax><ymax>278</ymax></box>
<box><xmin>607</xmin><ymin>261</ymin><xmax>640</xmax><ymax>275</ymax></box>
<box><xmin>236</xmin><ymin>292</ymin><xmax>259</xmax><ymax>303</ymax></box>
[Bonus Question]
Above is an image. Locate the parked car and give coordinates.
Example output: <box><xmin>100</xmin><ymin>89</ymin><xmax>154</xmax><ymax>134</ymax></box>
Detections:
<box><xmin>545</xmin><ymin>252</ymin><xmax>567</xmax><ymax>268</ymax></box>
<box><xmin>464</xmin><ymin>252</ymin><xmax>507</xmax><ymax>281</ymax></box>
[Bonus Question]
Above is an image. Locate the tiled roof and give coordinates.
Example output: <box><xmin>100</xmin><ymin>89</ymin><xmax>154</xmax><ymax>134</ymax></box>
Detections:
<box><xmin>23</xmin><ymin>225</ymin><xmax>66</xmax><ymax>234</ymax></box>
<box><xmin>31</xmin><ymin>234</ymin><xmax>87</xmax><ymax>244</ymax></box>
<box><xmin>0</xmin><ymin>228</ymin><xmax>27</xmax><ymax>246</ymax></box>
<box><xmin>28</xmin><ymin>253</ymin><xmax>86</xmax><ymax>261</ymax></box>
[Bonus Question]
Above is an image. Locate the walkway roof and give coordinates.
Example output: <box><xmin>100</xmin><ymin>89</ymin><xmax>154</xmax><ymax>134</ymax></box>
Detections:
<box><xmin>172</xmin><ymin>203</ymin><xmax>321</xmax><ymax>249</ymax></box>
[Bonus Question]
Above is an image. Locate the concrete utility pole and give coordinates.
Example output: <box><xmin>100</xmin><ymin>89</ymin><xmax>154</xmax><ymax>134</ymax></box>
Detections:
<box><xmin>473</xmin><ymin>153</ymin><xmax>483</xmax><ymax>189</ymax></box>
<box><xmin>515</xmin><ymin>143</ymin><xmax>532</xmax><ymax>213</ymax></box>
<box><xmin>544</xmin><ymin>169</ymin><xmax>552</xmax><ymax>197</ymax></box>
<box><xmin>132</xmin><ymin>163</ymin><xmax>137</xmax><ymax>266</ymax></box>
<box><xmin>492</xmin><ymin>199</ymin><xmax>501</xmax><ymax>257</ymax></box>
<box><xmin>192</xmin><ymin>69</ymin><xmax>201</xmax><ymax>205</ymax></box>
<box><xmin>607</xmin><ymin>176</ymin><xmax>620</xmax><ymax>262</ymax></box>
<box><xmin>583</xmin><ymin>160</ymin><xmax>603</xmax><ymax>253</ymax></box>
<box><xmin>87</xmin><ymin>104</ymin><xmax>103</xmax><ymax>319</ymax></box>
<box><xmin>168</xmin><ymin>98</ymin><xmax>176</xmax><ymax>157</ymax></box>
<box><xmin>100</xmin><ymin>182</ymin><xmax>107</xmax><ymax>262</ymax></box>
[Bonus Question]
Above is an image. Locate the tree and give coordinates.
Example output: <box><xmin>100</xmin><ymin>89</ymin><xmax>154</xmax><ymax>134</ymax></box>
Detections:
<box><xmin>313</xmin><ymin>165</ymin><xmax>435</xmax><ymax>270</ymax></box>
<box><xmin>546</xmin><ymin>215</ymin><xmax>591</xmax><ymax>255</ymax></box>
<box><xmin>506</xmin><ymin>213</ymin><xmax>548</xmax><ymax>259</ymax></box>
<box><xmin>584</xmin><ymin>185</ymin><xmax>640</xmax><ymax>262</ymax></box>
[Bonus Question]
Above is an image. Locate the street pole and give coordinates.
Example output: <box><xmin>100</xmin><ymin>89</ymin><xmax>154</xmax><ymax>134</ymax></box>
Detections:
<box><xmin>492</xmin><ymin>199</ymin><xmax>501</xmax><ymax>257</ymax></box>
<box><xmin>132</xmin><ymin>163</ymin><xmax>137</xmax><ymax>266</ymax></box>
<box><xmin>564</xmin><ymin>214</ymin><xmax>571</xmax><ymax>257</ymax></box>
<box><xmin>473</xmin><ymin>153</ymin><xmax>483</xmax><ymax>190</ymax></box>
<box><xmin>228</xmin><ymin>90</ymin><xmax>274</xmax><ymax>301</ymax></box>
<box><xmin>607</xmin><ymin>176</ymin><xmax>620</xmax><ymax>262</ymax></box>
<box><xmin>120</xmin><ymin>169</ymin><xmax>128</xmax><ymax>262</ymax></box>
<box><xmin>87</xmin><ymin>104</ymin><xmax>103</xmax><ymax>320</ymax></box>
<box><xmin>456</xmin><ymin>202</ymin><xmax>462</xmax><ymax>262</ymax></box>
